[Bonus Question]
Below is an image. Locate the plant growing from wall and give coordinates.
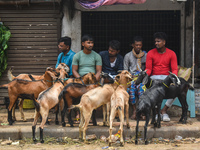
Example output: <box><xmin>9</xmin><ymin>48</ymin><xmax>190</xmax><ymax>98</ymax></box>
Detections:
<box><xmin>0</xmin><ymin>23</ymin><xmax>11</xmax><ymax>78</ymax></box>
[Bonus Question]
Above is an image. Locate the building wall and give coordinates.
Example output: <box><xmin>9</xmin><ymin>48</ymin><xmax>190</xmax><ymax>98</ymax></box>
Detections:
<box><xmin>62</xmin><ymin>0</ymin><xmax>193</xmax><ymax>68</ymax></box>
<box><xmin>61</xmin><ymin>6</ymin><xmax>81</xmax><ymax>53</ymax></box>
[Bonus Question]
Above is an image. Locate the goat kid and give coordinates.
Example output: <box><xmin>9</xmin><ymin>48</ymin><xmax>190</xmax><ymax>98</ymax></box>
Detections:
<box><xmin>0</xmin><ymin>69</ymin><xmax>61</xmax><ymax>125</ymax></box>
<box><xmin>135</xmin><ymin>70</ymin><xmax>194</xmax><ymax>124</ymax></box>
<box><xmin>59</xmin><ymin>72</ymin><xmax>115</xmax><ymax>127</ymax></box>
<box><xmin>69</xmin><ymin>70</ymin><xmax>132</xmax><ymax>142</ymax></box>
<box><xmin>109</xmin><ymin>85</ymin><xmax>130</xmax><ymax>146</ymax></box>
<box><xmin>7</xmin><ymin>63</ymin><xmax>69</xmax><ymax>122</ymax></box>
<box><xmin>135</xmin><ymin>73</ymin><xmax>180</xmax><ymax>145</ymax></box>
<box><xmin>32</xmin><ymin>68</ymin><xmax>67</xmax><ymax>143</ymax></box>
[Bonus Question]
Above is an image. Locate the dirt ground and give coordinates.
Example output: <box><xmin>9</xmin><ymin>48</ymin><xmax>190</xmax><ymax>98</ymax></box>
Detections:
<box><xmin>1</xmin><ymin>137</ymin><xmax>200</xmax><ymax>150</ymax></box>
<box><xmin>1</xmin><ymin>108</ymin><xmax>200</xmax><ymax>150</ymax></box>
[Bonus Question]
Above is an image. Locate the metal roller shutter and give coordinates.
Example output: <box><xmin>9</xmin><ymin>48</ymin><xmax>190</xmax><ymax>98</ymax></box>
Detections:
<box><xmin>0</xmin><ymin>3</ymin><xmax>61</xmax><ymax>106</ymax></box>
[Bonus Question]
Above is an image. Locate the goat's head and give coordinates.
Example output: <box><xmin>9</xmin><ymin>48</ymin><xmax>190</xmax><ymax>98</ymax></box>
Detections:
<box><xmin>57</xmin><ymin>68</ymin><xmax>68</xmax><ymax>80</ymax></box>
<box><xmin>87</xmin><ymin>72</ymin><xmax>97</xmax><ymax>84</ymax></box>
<box><xmin>99</xmin><ymin>72</ymin><xmax>115</xmax><ymax>85</ymax></box>
<box><xmin>56</xmin><ymin>63</ymin><xmax>70</xmax><ymax>74</ymax></box>
<box><xmin>168</xmin><ymin>72</ymin><xmax>181</xmax><ymax>86</ymax></box>
<box><xmin>46</xmin><ymin>66</ymin><xmax>55</xmax><ymax>72</ymax></box>
<box><xmin>134</xmin><ymin>70</ymin><xmax>149</xmax><ymax>85</ymax></box>
<box><xmin>115</xmin><ymin>70</ymin><xmax>132</xmax><ymax>84</ymax></box>
<box><xmin>81</xmin><ymin>72</ymin><xmax>97</xmax><ymax>84</ymax></box>
<box><xmin>55</xmin><ymin>67</ymin><xmax>69</xmax><ymax>78</ymax></box>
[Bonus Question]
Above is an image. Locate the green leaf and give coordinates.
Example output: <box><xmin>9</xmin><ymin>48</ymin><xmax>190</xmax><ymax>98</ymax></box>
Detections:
<box><xmin>0</xmin><ymin>23</ymin><xmax>11</xmax><ymax>78</ymax></box>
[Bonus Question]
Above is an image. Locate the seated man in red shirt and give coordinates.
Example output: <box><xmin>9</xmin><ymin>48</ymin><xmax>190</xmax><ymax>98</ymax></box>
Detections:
<box><xmin>146</xmin><ymin>32</ymin><xmax>178</xmax><ymax>122</ymax></box>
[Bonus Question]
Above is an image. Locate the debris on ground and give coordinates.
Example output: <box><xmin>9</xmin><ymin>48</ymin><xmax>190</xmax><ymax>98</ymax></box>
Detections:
<box><xmin>86</xmin><ymin>134</ymin><xmax>97</xmax><ymax>141</ymax></box>
<box><xmin>1</xmin><ymin>139</ymin><xmax>12</xmax><ymax>145</ymax></box>
<box><xmin>100</xmin><ymin>135</ymin><xmax>107</xmax><ymax>142</ymax></box>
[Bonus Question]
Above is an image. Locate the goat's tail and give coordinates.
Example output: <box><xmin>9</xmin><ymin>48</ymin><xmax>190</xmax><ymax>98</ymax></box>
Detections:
<box><xmin>58</xmin><ymin>90</ymin><xmax>64</xmax><ymax>101</ymax></box>
<box><xmin>7</xmin><ymin>68</ymin><xmax>15</xmax><ymax>81</ymax></box>
<box><xmin>0</xmin><ymin>84</ymin><xmax>8</xmax><ymax>89</ymax></box>
<box><xmin>68</xmin><ymin>104</ymin><xmax>81</xmax><ymax>110</ymax></box>
<box><xmin>188</xmin><ymin>84</ymin><xmax>194</xmax><ymax>91</ymax></box>
<box><xmin>136</xmin><ymin>101</ymin><xmax>145</xmax><ymax>114</ymax></box>
<box><xmin>33</xmin><ymin>99</ymin><xmax>40</xmax><ymax>112</ymax></box>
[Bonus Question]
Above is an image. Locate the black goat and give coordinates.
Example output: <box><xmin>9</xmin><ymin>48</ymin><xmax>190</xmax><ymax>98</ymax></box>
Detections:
<box><xmin>135</xmin><ymin>71</ymin><xmax>194</xmax><ymax>124</ymax></box>
<box><xmin>135</xmin><ymin>73</ymin><xmax>180</xmax><ymax>145</ymax></box>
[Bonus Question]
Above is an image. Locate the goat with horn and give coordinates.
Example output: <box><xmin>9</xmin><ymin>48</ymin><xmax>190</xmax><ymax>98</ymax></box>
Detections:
<box><xmin>135</xmin><ymin>72</ymin><xmax>180</xmax><ymax>145</ymax></box>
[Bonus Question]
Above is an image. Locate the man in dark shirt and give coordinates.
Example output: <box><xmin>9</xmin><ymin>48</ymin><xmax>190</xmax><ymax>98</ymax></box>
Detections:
<box><xmin>99</xmin><ymin>40</ymin><xmax>123</xmax><ymax>78</ymax></box>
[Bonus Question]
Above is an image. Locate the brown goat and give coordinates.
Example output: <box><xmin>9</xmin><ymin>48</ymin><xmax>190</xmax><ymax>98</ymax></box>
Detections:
<box><xmin>0</xmin><ymin>69</ymin><xmax>61</xmax><ymax>125</ymax></box>
<box><xmin>64</xmin><ymin>72</ymin><xmax>97</xmax><ymax>85</ymax></box>
<box><xmin>7</xmin><ymin>63</ymin><xmax>70</xmax><ymax>122</ymax></box>
<box><xmin>32</xmin><ymin>68</ymin><xmax>67</xmax><ymax>143</ymax></box>
<box><xmin>59</xmin><ymin>72</ymin><xmax>115</xmax><ymax>127</ymax></box>
<box><xmin>69</xmin><ymin>70</ymin><xmax>132</xmax><ymax>142</ymax></box>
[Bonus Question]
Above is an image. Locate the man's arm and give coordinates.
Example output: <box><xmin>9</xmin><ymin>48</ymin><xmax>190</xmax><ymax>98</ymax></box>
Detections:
<box><xmin>170</xmin><ymin>51</ymin><xmax>178</xmax><ymax>75</ymax></box>
<box><xmin>95</xmin><ymin>65</ymin><xmax>102</xmax><ymax>81</ymax></box>
<box><xmin>123</xmin><ymin>54</ymin><xmax>129</xmax><ymax>71</ymax></box>
<box><xmin>145</xmin><ymin>52</ymin><xmax>152</xmax><ymax>76</ymax></box>
<box><xmin>55</xmin><ymin>53</ymin><xmax>62</xmax><ymax>68</ymax></box>
<box><xmin>118</xmin><ymin>55</ymin><xmax>124</xmax><ymax>71</ymax></box>
<box><xmin>72</xmin><ymin>65</ymin><xmax>80</xmax><ymax>78</ymax></box>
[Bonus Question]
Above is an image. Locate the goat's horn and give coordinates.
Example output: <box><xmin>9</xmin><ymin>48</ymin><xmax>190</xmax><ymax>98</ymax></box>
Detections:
<box><xmin>144</xmin><ymin>69</ymin><xmax>148</xmax><ymax>72</ymax></box>
<box><xmin>169</xmin><ymin>71</ymin><xmax>181</xmax><ymax>85</ymax></box>
<box><xmin>117</xmin><ymin>70</ymin><xmax>123</xmax><ymax>73</ymax></box>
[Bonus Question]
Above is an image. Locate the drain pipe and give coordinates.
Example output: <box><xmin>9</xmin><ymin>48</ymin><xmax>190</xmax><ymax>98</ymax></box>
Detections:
<box><xmin>192</xmin><ymin>0</ymin><xmax>195</xmax><ymax>86</ymax></box>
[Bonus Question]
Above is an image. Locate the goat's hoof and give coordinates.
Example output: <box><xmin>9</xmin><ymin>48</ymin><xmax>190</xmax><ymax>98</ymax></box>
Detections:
<box><xmin>33</xmin><ymin>138</ymin><xmax>37</xmax><ymax>142</ymax></box>
<box><xmin>120</xmin><ymin>142</ymin><xmax>124</xmax><ymax>147</ymax></box>
<box><xmin>55</xmin><ymin>121</ymin><xmax>59</xmax><ymax>125</ymax></box>
<box><xmin>109</xmin><ymin>142</ymin><xmax>112</xmax><ymax>147</ymax></box>
<box><xmin>103</xmin><ymin>122</ymin><xmax>106</xmax><ymax>126</ymax></box>
<box><xmin>40</xmin><ymin>140</ymin><xmax>44</xmax><ymax>143</ymax></box>
<box><xmin>84</xmin><ymin>140</ymin><xmax>88</xmax><ymax>144</ymax></box>
<box><xmin>70</xmin><ymin>124</ymin><xmax>74</xmax><ymax>127</ymax></box>
<box><xmin>8</xmin><ymin>121</ymin><xmax>13</xmax><ymax>125</ymax></box>
<box><xmin>93</xmin><ymin>122</ymin><xmax>97</xmax><ymax>126</ymax></box>
<box><xmin>182</xmin><ymin>121</ymin><xmax>187</xmax><ymax>124</ymax></box>
<box><xmin>145</xmin><ymin>140</ymin><xmax>148</xmax><ymax>145</ymax></box>
<box><xmin>154</xmin><ymin>123</ymin><xmax>157</xmax><ymax>128</ymax></box>
<box><xmin>62</xmin><ymin>122</ymin><xmax>66</xmax><ymax>127</ymax></box>
<box><xmin>45</xmin><ymin>121</ymin><xmax>50</xmax><ymax>125</ymax></box>
<box><xmin>135</xmin><ymin>140</ymin><xmax>138</xmax><ymax>145</ymax></box>
<box><xmin>127</xmin><ymin>124</ymin><xmax>130</xmax><ymax>129</ymax></box>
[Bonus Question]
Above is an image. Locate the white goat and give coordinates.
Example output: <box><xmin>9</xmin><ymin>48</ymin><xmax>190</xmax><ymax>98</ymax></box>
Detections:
<box><xmin>109</xmin><ymin>84</ymin><xmax>130</xmax><ymax>146</ymax></box>
<box><xmin>70</xmin><ymin>70</ymin><xmax>132</xmax><ymax>142</ymax></box>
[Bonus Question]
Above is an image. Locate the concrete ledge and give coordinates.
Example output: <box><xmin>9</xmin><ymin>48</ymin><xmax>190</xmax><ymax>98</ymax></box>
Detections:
<box><xmin>1</xmin><ymin>118</ymin><xmax>200</xmax><ymax>141</ymax></box>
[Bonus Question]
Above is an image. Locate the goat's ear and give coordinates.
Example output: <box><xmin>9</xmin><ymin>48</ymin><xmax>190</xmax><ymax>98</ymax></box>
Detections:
<box><xmin>125</xmin><ymin>74</ymin><xmax>133</xmax><ymax>81</ymax></box>
<box><xmin>65</xmin><ymin>72</ymin><xmax>69</xmax><ymax>78</ymax></box>
<box><xmin>115</xmin><ymin>74</ymin><xmax>120</xmax><ymax>81</ymax></box>
<box><xmin>142</xmin><ymin>75</ymin><xmax>149</xmax><ymax>85</ymax></box>
<box><xmin>46</xmin><ymin>66</ymin><xmax>54</xmax><ymax>72</ymax></box>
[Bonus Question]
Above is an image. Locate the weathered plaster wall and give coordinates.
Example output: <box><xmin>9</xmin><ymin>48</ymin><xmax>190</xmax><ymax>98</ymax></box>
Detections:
<box><xmin>61</xmin><ymin>6</ymin><xmax>81</xmax><ymax>53</ymax></box>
